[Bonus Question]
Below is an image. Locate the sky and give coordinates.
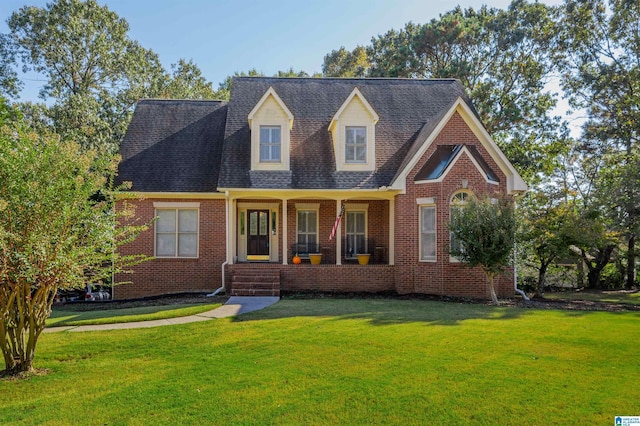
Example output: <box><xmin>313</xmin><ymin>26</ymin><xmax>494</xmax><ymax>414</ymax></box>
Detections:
<box><xmin>2</xmin><ymin>0</ymin><xmax>564</xmax><ymax>103</ymax></box>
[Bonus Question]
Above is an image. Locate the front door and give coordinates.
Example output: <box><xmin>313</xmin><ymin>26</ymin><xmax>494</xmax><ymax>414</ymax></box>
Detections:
<box><xmin>247</xmin><ymin>210</ymin><xmax>270</xmax><ymax>261</ymax></box>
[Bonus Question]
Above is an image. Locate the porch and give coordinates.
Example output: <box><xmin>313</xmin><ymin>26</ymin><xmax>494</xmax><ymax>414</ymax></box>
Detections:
<box><xmin>226</xmin><ymin>192</ymin><xmax>397</xmax><ymax>266</ymax></box>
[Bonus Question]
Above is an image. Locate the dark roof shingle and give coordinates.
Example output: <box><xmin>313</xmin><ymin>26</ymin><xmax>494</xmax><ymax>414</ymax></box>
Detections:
<box><xmin>218</xmin><ymin>77</ymin><xmax>471</xmax><ymax>189</ymax></box>
<box><xmin>119</xmin><ymin>78</ymin><xmax>476</xmax><ymax>192</ymax></box>
<box><xmin>117</xmin><ymin>99</ymin><xmax>227</xmax><ymax>192</ymax></box>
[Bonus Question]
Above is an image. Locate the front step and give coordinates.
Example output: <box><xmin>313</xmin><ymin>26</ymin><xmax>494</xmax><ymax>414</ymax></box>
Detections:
<box><xmin>231</xmin><ymin>269</ymin><xmax>280</xmax><ymax>297</ymax></box>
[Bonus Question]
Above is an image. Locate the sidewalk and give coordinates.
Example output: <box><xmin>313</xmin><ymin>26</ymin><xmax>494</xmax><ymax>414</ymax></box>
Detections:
<box><xmin>44</xmin><ymin>296</ymin><xmax>280</xmax><ymax>333</ymax></box>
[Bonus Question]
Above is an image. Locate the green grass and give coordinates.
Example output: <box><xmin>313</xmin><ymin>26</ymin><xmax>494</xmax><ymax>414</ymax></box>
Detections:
<box><xmin>544</xmin><ymin>289</ymin><xmax>640</xmax><ymax>305</ymax></box>
<box><xmin>2</xmin><ymin>298</ymin><xmax>639</xmax><ymax>425</ymax></box>
<box><xmin>46</xmin><ymin>303</ymin><xmax>222</xmax><ymax>327</ymax></box>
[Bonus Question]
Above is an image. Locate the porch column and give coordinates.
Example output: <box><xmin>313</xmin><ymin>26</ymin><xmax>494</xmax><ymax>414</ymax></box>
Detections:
<box><xmin>389</xmin><ymin>197</ymin><xmax>395</xmax><ymax>265</ymax></box>
<box><xmin>226</xmin><ymin>195</ymin><xmax>234</xmax><ymax>264</ymax></box>
<box><xmin>282</xmin><ymin>198</ymin><xmax>288</xmax><ymax>265</ymax></box>
<box><xmin>336</xmin><ymin>199</ymin><xmax>342</xmax><ymax>265</ymax></box>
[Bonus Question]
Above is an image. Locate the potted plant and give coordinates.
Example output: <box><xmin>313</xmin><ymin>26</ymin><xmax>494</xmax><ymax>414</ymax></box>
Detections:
<box><xmin>357</xmin><ymin>253</ymin><xmax>371</xmax><ymax>265</ymax></box>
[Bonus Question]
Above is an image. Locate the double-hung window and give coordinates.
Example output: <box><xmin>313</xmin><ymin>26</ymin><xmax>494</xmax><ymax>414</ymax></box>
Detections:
<box><xmin>155</xmin><ymin>208</ymin><xmax>199</xmax><ymax>258</ymax></box>
<box><xmin>345</xmin><ymin>126</ymin><xmax>367</xmax><ymax>163</ymax></box>
<box><xmin>420</xmin><ymin>206</ymin><xmax>436</xmax><ymax>261</ymax></box>
<box><xmin>345</xmin><ymin>210</ymin><xmax>367</xmax><ymax>257</ymax></box>
<box><xmin>260</xmin><ymin>126</ymin><xmax>281</xmax><ymax>162</ymax></box>
<box><xmin>297</xmin><ymin>210</ymin><xmax>318</xmax><ymax>255</ymax></box>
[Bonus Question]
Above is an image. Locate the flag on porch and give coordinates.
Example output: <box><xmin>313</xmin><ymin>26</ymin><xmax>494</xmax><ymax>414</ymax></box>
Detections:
<box><xmin>329</xmin><ymin>204</ymin><xmax>345</xmax><ymax>241</ymax></box>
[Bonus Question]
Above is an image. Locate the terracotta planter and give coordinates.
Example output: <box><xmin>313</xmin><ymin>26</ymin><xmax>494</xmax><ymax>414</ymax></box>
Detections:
<box><xmin>357</xmin><ymin>254</ymin><xmax>371</xmax><ymax>265</ymax></box>
<box><xmin>309</xmin><ymin>253</ymin><xmax>322</xmax><ymax>265</ymax></box>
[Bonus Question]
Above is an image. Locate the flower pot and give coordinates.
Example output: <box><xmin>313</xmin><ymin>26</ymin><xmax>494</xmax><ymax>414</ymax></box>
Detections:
<box><xmin>357</xmin><ymin>254</ymin><xmax>371</xmax><ymax>265</ymax></box>
<box><xmin>309</xmin><ymin>253</ymin><xmax>322</xmax><ymax>265</ymax></box>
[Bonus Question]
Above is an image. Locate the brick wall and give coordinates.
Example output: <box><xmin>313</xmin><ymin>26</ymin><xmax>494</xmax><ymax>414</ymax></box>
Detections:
<box><xmin>227</xmin><ymin>263</ymin><xmax>395</xmax><ymax>293</ymax></box>
<box><xmin>114</xmin><ymin>198</ymin><xmax>227</xmax><ymax>299</ymax></box>
<box><xmin>394</xmin><ymin>111</ymin><xmax>515</xmax><ymax>299</ymax></box>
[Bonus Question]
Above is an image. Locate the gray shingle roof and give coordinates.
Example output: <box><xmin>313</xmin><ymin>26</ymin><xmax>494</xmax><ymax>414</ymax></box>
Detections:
<box><xmin>118</xmin><ymin>78</ymin><xmax>476</xmax><ymax>192</ymax></box>
<box><xmin>218</xmin><ymin>77</ymin><xmax>472</xmax><ymax>189</ymax></box>
<box><xmin>117</xmin><ymin>99</ymin><xmax>227</xmax><ymax>192</ymax></box>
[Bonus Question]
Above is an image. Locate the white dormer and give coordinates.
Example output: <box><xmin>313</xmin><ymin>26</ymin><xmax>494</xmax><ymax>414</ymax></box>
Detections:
<box><xmin>248</xmin><ymin>87</ymin><xmax>294</xmax><ymax>171</ymax></box>
<box><xmin>329</xmin><ymin>87</ymin><xmax>379</xmax><ymax>172</ymax></box>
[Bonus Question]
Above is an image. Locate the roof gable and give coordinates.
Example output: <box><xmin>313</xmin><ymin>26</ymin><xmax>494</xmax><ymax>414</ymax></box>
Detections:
<box><xmin>328</xmin><ymin>87</ymin><xmax>379</xmax><ymax>132</ymax></box>
<box><xmin>390</xmin><ymin>97</ymin><xmax>527</xmax><ymax>194</ymax></box>
<box><xmin>248</xmin><ymin>86</ymin><xmax>294</xmax><ymax>129</ymax></box>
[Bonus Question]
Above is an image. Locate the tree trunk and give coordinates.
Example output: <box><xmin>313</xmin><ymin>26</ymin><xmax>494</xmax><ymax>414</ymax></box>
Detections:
<box><xmin>1</xmin><ymin>283</ymin><xmax>54</xmax><ymax>375</ymax></box>
<box><xmin>486</xmin><ymin>271</ymin><xmax>499</xmax><ymax>305</ymax></box>
<box><xmin>582</xmin><ymin>245</ymin><xmax>616</xmax><ymax>289</ymax></box>
<box><xmin>627</xmin><ymin>235</ymin><xmax>636</xmax><ymax>289</ymax></box>
<box><xmin>536</xmin><ymin>261</ymin><xmax>550</xmax><ymax>298</ymax></box>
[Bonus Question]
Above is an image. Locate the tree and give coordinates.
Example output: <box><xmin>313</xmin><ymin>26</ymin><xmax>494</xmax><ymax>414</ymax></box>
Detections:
<box><xmin>594</xmin><ymin>151</ymin><xmax>640</xmax><ymax>287</ymax></box>
<box><xmin>520</xmin><ymin>191</ymin><xmax>581</xmax><ymax>297</ymax></box>
<box><xmin>322</xmin><ymin>46</ymin><xmax>370</xmax><ymax>77</ymax></box>
<box><xmin>0</xmin><ymin>99</ymin><xmax>148</xmax><ymax>376</ymax></box>
<box><xmin>7</xmin><ymin>0</ymin><xmax>165</xmax><ymax>153</ymax></box>
<box><xmin>157</xmin><ymin>59</ymin><xmax>217</xmax><ymax>100</ymax></box>
<box><xmin>449</xmin><ymin>196</ymin><xmax>517</xmax><ymax>304</ymax></box>
<box><xmin>0</xmin><ymin>34</ymin><xmax>21</xmax><ymax>99</ymax></box>
<box><xmin>558</xmin><ymin>0</ymin><xmax>640</xmax><ymax>288</ymax></box>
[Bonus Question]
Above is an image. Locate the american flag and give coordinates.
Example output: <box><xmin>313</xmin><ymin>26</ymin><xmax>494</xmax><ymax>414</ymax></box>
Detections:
<box><xmin>329</xmin><ymin>204</ymin><xmax>345</xmax><ymax>241</ymax></box>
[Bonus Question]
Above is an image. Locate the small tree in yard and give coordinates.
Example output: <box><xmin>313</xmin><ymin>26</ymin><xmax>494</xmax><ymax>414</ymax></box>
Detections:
<box><xmin>0</xmin><ymin>99</ymin><xmax>148</xmax><ymax>376</ymax></box>
<box><xmin>449</xmin><ymin>195</ymin><xmax>517</xmax><ymax>305</ymax></box>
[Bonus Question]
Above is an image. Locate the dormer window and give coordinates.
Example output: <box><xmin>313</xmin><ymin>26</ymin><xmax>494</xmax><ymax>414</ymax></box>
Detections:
<box><xmin>248</xmin><ymin>87</ymin><xmax>293</xmax><ymax>171</ymax></box>
<box><xmin>260</xmin><ymin>126</ymin><xmax>281</xmax><ymax>162</ymax></box>
<box><xmin>329</xmin><ymin>88</ymin><xmax>379</xmax><ymax>172</ymax></box>
<box><xmin>345</xmin><ymin>126</ymin><xmax>367</xmax><ymax>163</ymax></box>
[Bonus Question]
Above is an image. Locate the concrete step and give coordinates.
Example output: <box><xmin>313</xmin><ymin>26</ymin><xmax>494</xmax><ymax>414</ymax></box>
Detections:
<box><xmin>231</xmin><ymin>288</ymin><xmax>280</xmax><ymax>297</ymax></box>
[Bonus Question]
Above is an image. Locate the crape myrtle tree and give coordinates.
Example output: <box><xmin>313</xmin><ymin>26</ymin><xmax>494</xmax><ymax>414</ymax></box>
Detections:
<box><xmin>449</xmin><ymin>196</ymin><xmax>517</xmax><ymax>305</ymax></box>
<box><xmin>0</xmin><ymin>99</ymin><xmax>148</xmax><ymax>376</ymax></box>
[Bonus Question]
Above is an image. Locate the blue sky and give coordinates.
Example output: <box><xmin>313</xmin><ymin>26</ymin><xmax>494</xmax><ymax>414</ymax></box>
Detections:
<box><xmin>2</xmin><ymin>0</ymin><xmax>563</xmax><ymax>102</ymax></box>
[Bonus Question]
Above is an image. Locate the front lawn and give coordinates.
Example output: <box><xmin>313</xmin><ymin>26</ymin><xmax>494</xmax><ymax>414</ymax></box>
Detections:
<box><xmin>1</xmin><ymin>298</ymin><xmax>638</xmax><ymax>425</ymax></box>
<box><xmin>544</xmin><ymin>289</ymin><xmax>640</xmax><ymax>305</ymax></box>
<box><xmin>46</xmin><ymin>303</ymin><xmax>222</xmax><ymax>327</ymax></box>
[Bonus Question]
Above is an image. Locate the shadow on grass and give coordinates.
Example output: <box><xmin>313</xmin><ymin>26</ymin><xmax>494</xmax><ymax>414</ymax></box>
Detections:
<box><xmin>233</xmin><ymin>296</ymin><xmax>640</xmax><ymax>326</ymax></box>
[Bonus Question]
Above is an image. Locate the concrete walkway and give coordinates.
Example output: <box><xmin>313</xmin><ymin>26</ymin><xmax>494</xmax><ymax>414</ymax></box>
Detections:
<box><xmin>44</xmin><ymin>296</ymin><xmax>280</xmax><ymax>333</ymax></box>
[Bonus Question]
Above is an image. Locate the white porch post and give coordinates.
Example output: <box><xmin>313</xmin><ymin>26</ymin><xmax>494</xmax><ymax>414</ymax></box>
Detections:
<box><xmin>226</xmin><ymin>194</ymin><xmax>234</xmax><ymax>264</ymax></box>
<box><xmin>336</xmin><ymin>199</ymin><xmax>342</xmax><ymax>265</ymax></box>
<box><xmin>282</xmin><ymin>198</ymin><xmax>288</xmax><ymax>264</ymax></box>
<box><xmin>389</xmin><ymin>197</ymin><xmax>395</xmax><ymax>265</ymax></box>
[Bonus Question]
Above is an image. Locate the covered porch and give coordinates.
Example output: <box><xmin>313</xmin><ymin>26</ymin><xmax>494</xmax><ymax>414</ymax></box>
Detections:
<box><xmin>224</xmin><ymin>189</ymin><xmax>398</xmax><ymax>267</ymax></box>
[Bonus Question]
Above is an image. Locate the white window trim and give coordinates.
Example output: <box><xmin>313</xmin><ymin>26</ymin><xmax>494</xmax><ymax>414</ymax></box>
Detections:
<box><xmin>345</xmin><ymin>126</ymin><xmax>367</xmax><ymax>163</ymax></box>
<box><xmin>329</xmin><ymin>88</ymin><xmax>378</xmax><ymax>172</ymax></box>
<box><xmin>295</xmin><ymin>203</ymin><xmax>320</xmax><ymax>258</ymax></box>
<box><xmin>154</xmin><ymin>206</ymin><xmax>200</xmax><ymax>259</ymax></box>
<box><xmin>248</xmin><ymin>88</ymin><xmax>293</xmax><ymax>171</ymax></box>
<box><xmin>259</xmin><ymin>125</ymin><xmax>282</xmax><ymax>163</ymax></box>
<box><xmin>418</xmin><ymin>204</ymin><xmax>437</xmax><ymax>262</ymax></box>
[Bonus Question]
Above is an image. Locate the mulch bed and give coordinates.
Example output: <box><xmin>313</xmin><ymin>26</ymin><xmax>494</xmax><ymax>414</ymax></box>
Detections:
<box><xmin>56</xmin><ymin>291</ymin><xmax>640</xmax><ymax>313</ymax></box>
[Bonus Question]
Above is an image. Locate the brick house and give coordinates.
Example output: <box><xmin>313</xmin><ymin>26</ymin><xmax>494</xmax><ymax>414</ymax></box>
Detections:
<box><xmin>115</xmin><ymin>77</ymin><xmax>527</xmax><ymax>300</ymax></box>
